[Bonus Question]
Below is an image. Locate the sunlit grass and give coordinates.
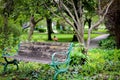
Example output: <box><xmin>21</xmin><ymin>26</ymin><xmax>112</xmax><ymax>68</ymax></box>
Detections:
<box><xmin>21</xmin><ymin>32</ymin><xmax>102</xmax><ymax>42</ymax></box>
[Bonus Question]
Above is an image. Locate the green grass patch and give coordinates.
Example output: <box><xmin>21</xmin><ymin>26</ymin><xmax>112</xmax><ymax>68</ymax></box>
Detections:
<box><xmin>21</xmin><ymin>32</ymin><xmax>102</xmax><ymax>42</ymax></box>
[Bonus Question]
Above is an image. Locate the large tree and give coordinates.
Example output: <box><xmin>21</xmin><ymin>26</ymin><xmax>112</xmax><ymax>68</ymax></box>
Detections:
<box><xmin>0</xmin><ymin>0</ymin><xmax>23</xmax><ymax>51</ymax></box>
<box><xmin>19</xmin><ymin>0</ymin><xmax>44</xmax><ymax>41</ymax></box>
<box><xmin>105</xmin><ymin>0</ymin><xmax>120</xmax><ymax>48</ymax></box>
<box><xmin>12</xmin><ymin>0</ymin><xmax>53</xmax><ymax>41</ymax></box>
<box><xmin>27</xmin><ymin>0</ymin><xmax>55</xmax><ymax>41</ymax></box>
<box><xmin>44</xmin><ymin>0</ymin><xmax>55</xmax><ymax>40</ymax></box>
<box><xmin>0</xmin><ymin>0</ymin><xmax>14</xmax><ymax>48</ymax></box>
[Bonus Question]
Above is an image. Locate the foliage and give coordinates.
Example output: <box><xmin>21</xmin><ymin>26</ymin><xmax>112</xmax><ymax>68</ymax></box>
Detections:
<box><xmin>35</xmin><ymin>28</ymin><xmax>46</xmax><ymax>33</ymax></box>
<box><xmin>70</xmin><ymin>43</ymin><xmax>87</xmax><ymax>66</ymax></box>
<box><xmin>68</xmin><ymin>49</ymin><xmax>120</xmax><ymax>79</ymax></box>
<box><xmin>83</xmin><ymin>0</ymin><xmax>96</xmax><ymax>17</ymax></box>
<box><xmin>0</xmin><ymin>49</ymin><xmax>120</xmax><ymax>80</ymax></box>
<box><xmin>99</xmin><ymin>36</ymin><xmax>116</xmax><ymax>49</ymax></box>
<box><xmin>0</xmin><ymin>20</ymin><xmax>22</xmax><ymax>49</ymax></box>
<box><xmin>58</xmin><ymin>30</ymin><xmax>73</xmax><ymax>34</ymax></box>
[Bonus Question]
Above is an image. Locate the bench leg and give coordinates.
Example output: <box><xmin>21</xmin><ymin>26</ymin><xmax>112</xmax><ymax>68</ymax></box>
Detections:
<box><xmin>3</xmin><ymin>57</ymin><xmax>19</xmax><ymax>72</ymax></box>
<box><xmin>54</xmin><ymin>70</ymin><xmax>67</xmax><ymax>80</ymax></box>
<box><xmin>13</xmin><ymin>59</ymin><xmax>19</xmax><ymax>70</ymax></box>
<box><xmin>4</xmin><ymin>63</ymin><xmax>8</xmax><ymax>72</ymax></box>
<box><xmin>54</xmin><ymin>71</ymin><xmax>59</xmax><ymax>80</ymax></box>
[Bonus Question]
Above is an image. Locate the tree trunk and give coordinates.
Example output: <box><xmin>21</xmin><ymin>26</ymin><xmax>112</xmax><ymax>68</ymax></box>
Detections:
<box><xmin>72</xmin><ymin>34</ymin><xmax>78</xmax><ymax>41</ymax></box>
<box><xmin>115</xmin><ymin>28</ymin><xmax>120</xmax><ymax>48</ymax></box>
<box><xmin>28</xmin><ymin>25</ymin><xmax>35</xmax><ymax>41</ymax></box>
<box><xmin>72</xmin><ymin>22</ymin><xmax>78</xmax><ymax>42</ymax></box>
<box><xmin>72</xmin><ymin>0</ymin><xmax>80</xmax><ymax>42</ymax></box>
<box><xmin>46</xmin><ymin>17</ymin><xmax>52</xmax><ymax>40</ymax></box>
<box><xmin>28</xmin><ymin>15</ymin><xmax>43</xmax><ymax>41</ymax></box>
<box><xmin>3</xmin><ymin>14</ymin><xmax>8</xmax><ymax>49</ymax></box>
<box><xmin>1</xmin><ymin>0</ymin><xmax>14</xmax><ymax>49</ymax></box>
<box><xmin>28</xmin><ymin>15</ymin><xmax>36</xmax><ymax>41</ymax></box>
<box><xmin>105</xmin><ymin>0</ymin><xmax>120</xmax><ymax>48</ymax></box>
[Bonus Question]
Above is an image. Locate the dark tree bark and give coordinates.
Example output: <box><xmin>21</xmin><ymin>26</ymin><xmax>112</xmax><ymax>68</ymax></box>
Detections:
<box><xmin>105</xmin><ymin>0</ymin><xmax>120</xmax><ymax>48</ymax></box>
<box><xmin>72</xmin><ymin>35</ymin><xmax>78</xmax><ymax>41</ymax></box>
<box><xmin>84</xmin><ymin>18</ymin><xmax>92</xmax><ymax>29</ymax></box>
<box><xmin>72</xmin><ymin>23</ymin><xmax>78</xmax><ymax>42</ymax></box>
<box><xmin>72</xmin><ymin>0</ymin><xmax>81</xmax><ymax>42</ymax></box>
<box><xmin>46</xmin><ymin>17</ymin><xmax>52</xmax><ymax>40</ymax></box>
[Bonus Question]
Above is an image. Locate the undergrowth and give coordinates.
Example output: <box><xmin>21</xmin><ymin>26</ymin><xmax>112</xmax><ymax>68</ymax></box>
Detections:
<box><xmin>0</xmin><ymin>48</ymin><xmax>120</xmax><ymax>80</ymax></box>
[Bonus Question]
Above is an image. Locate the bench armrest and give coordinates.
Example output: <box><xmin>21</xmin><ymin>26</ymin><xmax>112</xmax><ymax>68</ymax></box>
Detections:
<box><xmin>51</xmin><ymin>52</ymin><xmax>68</xmax><ymax>63</ymax></box>
<box><xmin>50</xmin><ymin>52</ymin><xmax>70</xmax><ymax>70</ymax></box>
<box><xmin>51</xmin><ymin>43</ymin><xmax>73</xmax><ymax>65</ymax></box>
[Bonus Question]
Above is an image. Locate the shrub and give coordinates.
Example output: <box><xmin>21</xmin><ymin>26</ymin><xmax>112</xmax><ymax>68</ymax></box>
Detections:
<box><xmin>70</xmin><ymin>43</ymin><xmax>87</xmax><ymax>66</ymax></box>
<box><xmin>35</xmin><ymin>28</ymin><xmax>46</xmax><ymax>33</ymax></box>
<box><xmin>0</xmin><ymin>23</ymin><xmax>22</xmax><ymax>49</ymax></box>
<box><xmin>99</xmin><ymin>36</ymin><xmax>116</xmax><ymax>49</ymax></box>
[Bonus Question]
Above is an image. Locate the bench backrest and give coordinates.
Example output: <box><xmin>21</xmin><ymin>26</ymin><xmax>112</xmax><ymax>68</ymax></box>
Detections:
<box><xmin>2</xmin><ymin>43</ymin><xmax>20</xmax><ymax>57</ymax></box>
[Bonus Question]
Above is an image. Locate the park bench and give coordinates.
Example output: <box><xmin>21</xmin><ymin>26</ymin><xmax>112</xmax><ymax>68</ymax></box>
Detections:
<box><xmin>1</xmin><ymin>42</ymin><xmax>73</xmax><ymax>80</ymax></box>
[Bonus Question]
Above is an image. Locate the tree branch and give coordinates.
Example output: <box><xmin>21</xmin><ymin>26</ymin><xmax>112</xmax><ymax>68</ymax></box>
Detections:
<box><xmin>90</xmin><ymin>0</ymin><xmax>114</xmax><ymax>31</ymax></box>
<box><xmin>86</xmin><ymin>0</ymin><xmax>114</xmax><ymax>50</ymax></box>
<box><xmin>35</xmin><ymin>17</ymin><xmax>43</xmax><ymax>24</ymax></box>
<box><xmin>59</xmin><ymin>0</ymin><xmax>78</xmax><ymax>27</ymax></box>
<box><xmin>44</xmin><ymin>2</ymin><xmax>60</xmax><ymax>18</ymax></box>
<box><xmin>71</xmin><ymin>0</ymin><xmax>81</xmax><ymax>29</ymax></box>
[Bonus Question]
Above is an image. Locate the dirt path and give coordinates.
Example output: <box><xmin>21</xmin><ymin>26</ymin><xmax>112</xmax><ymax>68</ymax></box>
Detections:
<box><xmin>89</xmin><ymin>34</ymin><xmax>110</xmax><ymax>49</ymax></box>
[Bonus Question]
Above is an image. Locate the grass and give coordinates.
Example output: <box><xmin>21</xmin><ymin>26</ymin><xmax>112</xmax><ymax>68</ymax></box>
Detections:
<box><xmin>21</xmin><ymin>31</ymin><xmax>102</xmax><ymax>42</ymax></box>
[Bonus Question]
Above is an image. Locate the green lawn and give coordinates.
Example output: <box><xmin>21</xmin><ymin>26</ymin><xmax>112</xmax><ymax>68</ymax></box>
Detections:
<box><xmin>21</xmin><ymin>32</ymin><xmax>101</xmax><ymax>42</ymax></box>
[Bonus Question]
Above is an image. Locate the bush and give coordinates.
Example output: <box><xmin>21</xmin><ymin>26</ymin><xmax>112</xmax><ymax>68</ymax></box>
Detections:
<box><xmin>70</xmin><ymin>43</ymin><xmax>87</xmax><ymax>66</ymax></box>
<box><xmin>38</xmin><ymin>28</ymin><xmax>46</xmax><ymax>32</ymax></box>
<box><xmin>78</xmin><ymin>49</ymin><xmax>120</xmax><ymax>79</ymax></box>
<box><xmin>35</xmin><ymin>28</ymin><xmax>46</xmax><ymax>33</ymax></box>
<box><xmin>99</xmin><ymin>36</ymin><xmax>116</xmax><ymax>49</ymax></box>
<box><xmin>0</xmin><ymin>22</ymin><xmax>22</xmax><ymax>49</ymax></box>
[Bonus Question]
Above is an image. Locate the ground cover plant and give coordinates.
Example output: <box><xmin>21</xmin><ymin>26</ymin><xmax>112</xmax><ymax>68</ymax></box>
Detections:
<box><xmin>99</xmin><ymin>36</ymin><xmax>116</xmax><ymax>49</ymax></box>
<box><xmin>0</xmin><ymin>48</ymin><xmax>120</xmax><ymax>80</ymax></box>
